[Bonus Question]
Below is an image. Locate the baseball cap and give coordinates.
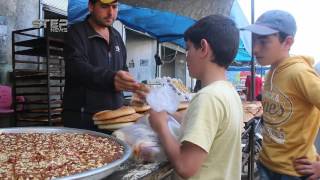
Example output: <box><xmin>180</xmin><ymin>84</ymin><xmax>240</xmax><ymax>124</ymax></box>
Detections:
<box><xmin>242</xmin><ymin>10</ymin><xmax>297</xmax><ymax>36</ymax></box>
<box><xmin>100</xmin><ymin>0</ymin><xmax>117</xmax><ymax>3</ymax></box>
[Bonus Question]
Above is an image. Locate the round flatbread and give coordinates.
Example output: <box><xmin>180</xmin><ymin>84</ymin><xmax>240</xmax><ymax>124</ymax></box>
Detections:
<box><xmin>177</xmin><ymin>102</ymin><xmax>189</xmax><ymax>111</ymax></box>
<box><xmin>98</xmin><ymin>122</ymin><xmax>135</xmax><ymax>130</ymax></box>
<box><xmin>93</xmin><ymin>106</ymin><xmax>136</xmax><ymax>121</ymax></box>
<box><xmin>131</xmin><ymin>105</ymin><xmax>150</xmax><ymax>113</ymax></box>
<box><xmin>94</xmin><ymin>113</ymin><xmax>144</xmax><ymax>125</ymax></box>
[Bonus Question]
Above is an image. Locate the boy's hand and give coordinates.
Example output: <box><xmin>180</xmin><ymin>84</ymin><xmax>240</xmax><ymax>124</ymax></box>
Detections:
<box><xmin>294</xmin><ymin>157</ymin><xmax>320</xmax><ymax>180</ymax></box>
<box><xmin>149</xmin><ymin>110</ymin><xmax>168</xmax><ymax>133</ymax></box>
<box><xmin>169</xmin><ymin>110</ymin><xmax>186</xmax><ymax>124</ymax></box>
<box><xmin>114</xmin><ymin>71</ymin><xmax>140</xmax><ymax>92</ymax></box>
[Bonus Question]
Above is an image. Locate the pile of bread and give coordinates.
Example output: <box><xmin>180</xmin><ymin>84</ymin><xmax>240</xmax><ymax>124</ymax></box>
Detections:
<box><xmin>93</xmin><ymin>106</ymin><xmax>150</xmax><ymax>131</ymax></box>
<box><xmin>93</xmin><ymin>102</ymin><xmax>189</xmax><ymax>131</ymax></box>
<box><xmin>93</xmin><ymin>79</ymin><xmax>191</xmax><ymax>131</ymax></box>
<box><xmin>242</xmin><ymin>101</ymin><xmax>263</xmax><ymax>122</ymax></box>
<box><xmin>147</xmin><ymin>77</ymin><xmax>192</xmax><ymax>102</ymax></box>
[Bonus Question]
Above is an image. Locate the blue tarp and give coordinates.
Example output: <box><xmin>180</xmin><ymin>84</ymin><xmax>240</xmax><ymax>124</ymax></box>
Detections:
<box><xmin>118</xmin><ymin>4</ymin><xmax>195</xmax><ymax>44</ymax></box>
<box><xmin>68</xmin><ymin>2</ymin><xmax>194</xmax><ymax>45</ymax></box>
<box><xmin>68</xmin><ymin>0</ymin><xmax>251</xmax><ymax>61</ymax></box>
<box><xmin>228</xmin><ymin>66</ymin><xmax>270</xmax><ymax>73</ymax></box>
<box><xmin>235</xmin><ymin>40</ymin><xmax>251</xmax><ymax>62</ymax></box>
<box><xmin>230</xmin><ymin>0</ymin><xmax>252</xmax><ymax>60</ymax></box>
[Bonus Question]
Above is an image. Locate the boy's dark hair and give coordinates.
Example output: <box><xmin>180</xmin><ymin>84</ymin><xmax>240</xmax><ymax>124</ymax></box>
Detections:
<box><xmin>184</xmin><ymin>14</ymin><xmax>239</xmax><ymax>69</ymax></box>
<box><xmin>278</xmin><ymin>31</ymin><xmax>290</xmax><ymax>43</ymax></box>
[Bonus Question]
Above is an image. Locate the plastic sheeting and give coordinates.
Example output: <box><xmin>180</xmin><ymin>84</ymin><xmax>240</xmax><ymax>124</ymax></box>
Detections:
<box><xmin>67</xmin><ymin>2</ymin><xmax>194</xmax><ymax>44</ymax></box>
<box><xmin>230</xmin><ymin>0</ymin><xmax>252</xmax><ymax>58</ymax></box>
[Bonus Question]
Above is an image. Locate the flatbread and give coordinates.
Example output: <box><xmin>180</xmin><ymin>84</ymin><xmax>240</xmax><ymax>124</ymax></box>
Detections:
<box><xmin>94</xmin><ymin>113</ymin><xmax>143</xmax><ymax>125</ymax></box>
<box><xmin>171</xmin><ymin>79</ymin><xmax>189</xmax><ymax>94</ymax></box>
<box><xmin>131</xmin><ymin>105</ymin><xmax>150</xmax><ymax>113</ymax></box>
<box><xmin>98</xmin><ymin>122</ymin><xmax>135</xmax><ymax>130</ymax></box>
<box><xmin>93</xmin><ymin>106</ymin><xmax>136</xmax><ymax>121</ymax></box>
<box><xmin>177</xmin><ymin>102</ymin><xmax>189</xmax><ymax>111</ymax></box>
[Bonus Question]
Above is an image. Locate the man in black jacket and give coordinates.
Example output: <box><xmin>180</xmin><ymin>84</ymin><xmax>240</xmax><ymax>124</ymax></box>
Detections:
<box><xmin>63</xmin><ymin>0</ymin><xmax>140</xmax><ymax>131</ymax></box>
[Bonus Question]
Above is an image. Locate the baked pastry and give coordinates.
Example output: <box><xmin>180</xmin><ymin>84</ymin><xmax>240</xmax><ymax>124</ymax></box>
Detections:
<box><xmin>171</xmin><ymin>79</ymin><xmax>189</xmax><ymax>94</ymax></box>
<box><xmin>130</xmin><ymin>95</ymin><xmax>146</xmax><ymax>107</ymax></box>
<box><xmin>93</xmin><ymin>106</ymin><xmax>136</xmax><ymax>121</ymax></box>
<box><xmin>98</xmin><ymin>122</ymin><xmax>135</xmax><ymax>130</ymax></box>
<box><xmin>177</xmin><ymin>102</ymin><xmax>189</xmax><ymax>111</ymax></box>
<box><xmin>94</xmin><ymin>113</ymin><xmax>144</xmax><ymax>125</ymax></box>
<box><xmin>242</xmin><ymin>101</ymin><xmax>263</xmax><ymax>122</ymax></box>
<box><xmin>131</xmin><ymin>105</ymin><xmax>150</xmax><ymax>113</ymax></box>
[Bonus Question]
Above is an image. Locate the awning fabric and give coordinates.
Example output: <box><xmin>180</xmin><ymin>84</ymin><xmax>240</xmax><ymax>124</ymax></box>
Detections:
<box><xmin>68</xmin><ymin>0</ymin><xmax>251</xmax><ymax>61</ymax></box>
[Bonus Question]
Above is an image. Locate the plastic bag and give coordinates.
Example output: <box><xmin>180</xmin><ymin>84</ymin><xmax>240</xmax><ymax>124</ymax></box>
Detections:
<box><xmin>112</xmin><ymin>115</ymin><xmax>181</xmax><ymax>163</ymax></box>
<box><xmin>146</xmin><ymin>77</ymin><xmax>193</xmax><ymax>114</ymax></box>
<box><xmin>146</xmin><ymin>84</ymin><xmax>180</xmax><ymax>114</ymax></box>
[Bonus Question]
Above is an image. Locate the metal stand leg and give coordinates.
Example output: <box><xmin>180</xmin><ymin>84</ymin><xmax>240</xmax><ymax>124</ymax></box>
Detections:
<box><xmin>248</xmin><ymin>119</ymin><xmax>256</xmax><ymax>180</ymax></box>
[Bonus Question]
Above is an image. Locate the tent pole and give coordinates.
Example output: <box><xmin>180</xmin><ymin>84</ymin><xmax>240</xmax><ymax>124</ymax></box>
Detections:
<box><xmin>249</xmin><ymin>0</ymin><xmax>255</xmax><ymax>102</ymax></box>
<box><xmin>248</xmin><ymin>0</ymin><xmax>256</xmax><ymax>180</ymax></box>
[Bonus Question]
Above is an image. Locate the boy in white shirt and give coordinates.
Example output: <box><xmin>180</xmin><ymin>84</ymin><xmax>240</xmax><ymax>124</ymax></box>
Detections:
<box><xmin>149</xmin><ymin>15</ymin><xmax>243</xmax><ymax>180</ymax></box>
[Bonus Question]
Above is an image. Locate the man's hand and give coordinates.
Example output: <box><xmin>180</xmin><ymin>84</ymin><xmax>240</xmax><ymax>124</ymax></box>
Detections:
<box><xmin>294</xmin><ymin>157</ymin><xmax>320</xmax><ymax>180</ymax></box>
<box><xmin>134</xmin><ymin>83</ymin><xmax>150</xmax><ymax>101</ymax></box>
<box><xmin>114</xmin><ymin>71</ymin><xmax>140</xmax><ymax>92</ymax></box>
<box><xmin>149</xmin><ymin>109</ymin><xmax>168</xmax><ymax>133</ymax></box>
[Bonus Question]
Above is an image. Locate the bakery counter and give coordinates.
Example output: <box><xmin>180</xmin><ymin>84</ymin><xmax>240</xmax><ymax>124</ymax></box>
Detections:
<box><xmin>106</xmin><ymin>159</ymin><xmax>173</xmax><ymax>180</ymax></box>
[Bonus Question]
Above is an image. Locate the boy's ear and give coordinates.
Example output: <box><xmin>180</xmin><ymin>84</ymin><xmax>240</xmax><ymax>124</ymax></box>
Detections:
<box><xmin>283</xmin><ymin>36</ymin><xmax>294</xmax><ymax>50</ymax></box>
<box><xmin>200</xmin><ymin>39</ymin><xmax>209</xmax><ymax>56</ymax></box>
<box><xmin>200</xmin><ymin>39</ymin><xmax>214</xmax><ymax>60</ymax></box>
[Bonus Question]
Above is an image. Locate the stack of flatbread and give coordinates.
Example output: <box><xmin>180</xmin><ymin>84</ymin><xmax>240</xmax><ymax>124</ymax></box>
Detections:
<box><xmin>131</xmin><ymin>105</ymin><xmax>151</xmax><ymax>114</ymax></box>
<box><xmin>93</xmin><ymin>106</ymin><xmax>149</xmax><ymax>131</ymax></box>
<box><xmin>242</xmin><ymin>101</ymin><xmax>263</xmax><ymax>122</ymax></box>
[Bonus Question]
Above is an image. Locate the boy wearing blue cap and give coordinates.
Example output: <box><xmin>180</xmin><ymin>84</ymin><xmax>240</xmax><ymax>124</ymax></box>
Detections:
<box><xmin>243</xmin><ymin>10</ymin><xmax>320</xmax><ymax>180</ymax></box>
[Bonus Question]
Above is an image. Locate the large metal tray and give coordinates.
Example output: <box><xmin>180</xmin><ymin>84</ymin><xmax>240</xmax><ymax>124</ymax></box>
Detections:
<box><xmin>0</xmin><ymin>127</ymin><xmax>132</xmax><ymax>180</ymax></box>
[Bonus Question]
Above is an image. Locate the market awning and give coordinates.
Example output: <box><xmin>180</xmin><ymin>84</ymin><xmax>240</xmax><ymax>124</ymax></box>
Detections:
<box><xmin>68</xmin><ymin>2</ymin><xmax>194</xmax><ymax>45</ymax></box>
<box><xmin>68</xmin><ymin>0</ymin><xmax>251</xmax><ymax>61</ymax></box>
<box><xmin>118</xmin><ymin>4</ymin><xmax>195</xmax><ymax>42</ymax></box>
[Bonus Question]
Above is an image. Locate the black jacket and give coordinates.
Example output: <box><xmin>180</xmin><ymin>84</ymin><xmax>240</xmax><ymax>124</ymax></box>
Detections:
<box><xmin>63</xmin><ymin>19</ymin><xmax>128</xmax><ymax>114</ymax></box>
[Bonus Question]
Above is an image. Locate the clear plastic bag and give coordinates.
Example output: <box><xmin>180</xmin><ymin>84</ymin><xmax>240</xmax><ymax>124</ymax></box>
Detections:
<box><xmin>146</xmin><ymin>84</ymin><xmax>180</xmax><ymax>114</ymax></box>
<box><xmin>112</xmin><ymin>115</ymin><xmax>181</xmax><ymax>163</ymax></box>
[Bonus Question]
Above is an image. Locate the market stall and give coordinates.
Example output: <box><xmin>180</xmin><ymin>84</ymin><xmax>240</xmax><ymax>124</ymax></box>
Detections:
<box><xmin>61</xmin><ymin>0</ymin><xmax>258</xmax><ymax>179</ymax></box>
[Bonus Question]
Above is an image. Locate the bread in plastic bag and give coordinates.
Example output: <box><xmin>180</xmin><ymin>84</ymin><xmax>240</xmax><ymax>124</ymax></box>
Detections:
<box><xmin>112</xmin><ymin>115</ymin><xmax>181</xmax><ymax>163</ymax></box>
<box><xmin>146</xmin><ymin>77</ymin><xmax>192</xmax><ymax>114</ymax></box>
<box><xmin>146</xmin><ymin>84</ymin><xmax>180</xmax><ymax>114</ymax></box>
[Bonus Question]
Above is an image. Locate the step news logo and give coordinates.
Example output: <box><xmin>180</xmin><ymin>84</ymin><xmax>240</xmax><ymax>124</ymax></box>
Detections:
<box><xmin>32</xmin><ymin>19</ymin><xmax>68</xmax><ymax>32</ymax></box>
